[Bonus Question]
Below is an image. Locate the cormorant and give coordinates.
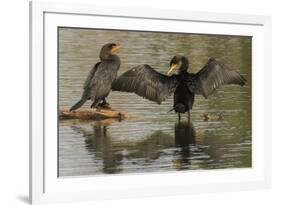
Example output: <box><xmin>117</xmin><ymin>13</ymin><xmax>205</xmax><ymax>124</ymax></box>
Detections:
<box><xmin>112</xmin><ymin>55</ymin><xmax>246</xmax><ymax>120</ymax></box>
<box><xmin>70</xmin><ymin>43</ymin><xmax>121</xmax><ymax>111</ymax></box>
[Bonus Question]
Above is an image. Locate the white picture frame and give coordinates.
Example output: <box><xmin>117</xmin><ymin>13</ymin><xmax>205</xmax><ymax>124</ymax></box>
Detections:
<box><xmin>30</xmin><ymin>0</ymin><xmax>272</xmax><ymax>204</ymax></box>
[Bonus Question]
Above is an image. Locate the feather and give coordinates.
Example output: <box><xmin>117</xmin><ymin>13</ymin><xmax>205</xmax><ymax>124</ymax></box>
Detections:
<box><xmin>194</xmin><ymin>58</ymin><xmax>246</xmax><ymax>98</ymax></box>
<box><xmin>112</xmin><ymin>64</ymin><xmax>178</xmax><ymax>104</ymax></box>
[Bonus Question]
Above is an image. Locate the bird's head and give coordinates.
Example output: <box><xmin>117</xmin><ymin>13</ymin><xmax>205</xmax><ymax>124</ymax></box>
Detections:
<box><xmin>167</xmin><ymin>55</ymin><xmax>189</xmax><ymax>75</ymax></box>
<box><xmin>99</xmin><ymin>43</ymin><xmax>121</xmax><ymax>60</ymax></box>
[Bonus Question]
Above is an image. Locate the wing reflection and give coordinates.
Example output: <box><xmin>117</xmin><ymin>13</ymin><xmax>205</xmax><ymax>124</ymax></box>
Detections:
<box><xmin>70</xmin><ymin>120</ymin><xmax>197</xmax><ymax>174</ymax></box>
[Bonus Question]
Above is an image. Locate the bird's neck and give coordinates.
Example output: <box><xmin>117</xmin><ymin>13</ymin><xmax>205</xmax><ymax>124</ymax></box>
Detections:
<box><xmin>100</xmin><ymin>54</ymin><xmax>118</xmax><ymax>61</ymax></box>
<box><xmin>177</xmin><ymin>57</ymin><xmax>189</xmax><ymax>75</ymax></box>
<box><xmin>178</xmin><ymin>65</ymin><xmax>188</xmax><ymax>75</ymax></box>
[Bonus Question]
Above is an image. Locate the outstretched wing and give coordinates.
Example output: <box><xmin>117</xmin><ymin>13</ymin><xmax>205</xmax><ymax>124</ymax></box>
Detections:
<box><xmin>112</xmin><ymin>64</ymin><xmax>178</xmax><ymax>104</ymax></box>
<box><xmin>194</xmin><ymin>58</ymin><xmax>246</xmax><ymax>98</ymax></box>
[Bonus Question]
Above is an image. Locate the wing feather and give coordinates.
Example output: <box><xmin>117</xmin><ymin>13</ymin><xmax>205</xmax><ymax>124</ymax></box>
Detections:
<box><xmin>112</xmin><ymin>64</ymin><xmax>178</xmax><ymax>104</ymax></box>
<box><xmin>83</xmin><ymin>62</ymin><xmax>101</xmax><ymax>89</ymax></box>
<box><xmin>194</xmin><ymin>58</ymin><xmax>246</xmax><ymax>98</ymax></box>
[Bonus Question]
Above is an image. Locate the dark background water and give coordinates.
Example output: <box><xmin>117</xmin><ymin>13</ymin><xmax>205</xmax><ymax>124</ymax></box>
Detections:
<box><xmin>58</xmin><ymin>28</ymin><xmax>251</xmax><ymax>177</ymax></box>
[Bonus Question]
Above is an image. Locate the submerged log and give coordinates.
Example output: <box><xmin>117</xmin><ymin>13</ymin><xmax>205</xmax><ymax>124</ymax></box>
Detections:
<box><xmin>59</xmin><ymin>108</ymin><xmax>132</xmax><ymax>121</ymax></box>
<box><xmin>59</xmin><ymin>117</ymin><xmax>121</xmax><ymax>127</ymax></box>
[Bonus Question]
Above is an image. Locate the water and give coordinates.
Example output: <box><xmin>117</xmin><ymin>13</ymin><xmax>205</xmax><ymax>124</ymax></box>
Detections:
<box><xmin>58</xmin><ymin>28</ymin><xmax>252</xmax><ymax>177</ymax></box>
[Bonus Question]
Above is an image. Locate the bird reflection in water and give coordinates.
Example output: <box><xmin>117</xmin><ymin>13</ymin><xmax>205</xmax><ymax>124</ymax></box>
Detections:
<box><xmin>172</xmin><ymin>120</ymin><xmax>196</xmax><ymax>170</ymax></box>
<box><xmin>72</xmin><ymin>119</ymin><xmax>197</xmax><ymax>174</ymax></box>
<box><xmin>83</xmin><ymin>125</ymin><xmax>123</xmax><ymax>174</ymax></box>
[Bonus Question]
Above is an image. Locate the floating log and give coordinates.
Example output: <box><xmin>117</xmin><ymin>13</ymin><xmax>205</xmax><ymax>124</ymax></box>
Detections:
<box><xmin>59</xmin><ymin>108</ymin><xmax>136</xmax><ymax>121</ymax></box>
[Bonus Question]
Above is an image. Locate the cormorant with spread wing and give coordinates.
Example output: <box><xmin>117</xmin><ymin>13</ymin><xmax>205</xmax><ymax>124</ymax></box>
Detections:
<box><xmin>112</xmin><ymin>55</ymin><xmax>246</xmax><ymax>120</ymax></box>
<box><xmin>70</xmin><ymin>43</ymin><xmax>121</xmax><ymax>111</ymax></box>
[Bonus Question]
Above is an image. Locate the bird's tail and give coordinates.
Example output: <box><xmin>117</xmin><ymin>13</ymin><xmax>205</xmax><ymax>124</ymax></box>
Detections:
<box><xmin>174</xmin><ymin>103</ymin><xmax>187</xmax><ymax>113</ymax></box>
<box><xmin>167</xmin><ymin>107</ymin><xmax>174</xmax><ymax>113</ymax></box>
<box><xmin>69</xmin><ymin>99</ymin><xmax>87</xmax><ymax>111</ymax></box>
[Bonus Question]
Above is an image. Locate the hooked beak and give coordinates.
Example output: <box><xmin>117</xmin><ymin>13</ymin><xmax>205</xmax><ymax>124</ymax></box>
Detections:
<box><xmin>111</xmin><ymin>45</ymin><xmax>121</xmax><ymax>53</ymax></box>
<box><xmin>167</xmin><ymin>63</ymin><xmax>178</xmax><ymax>75</ymax></box>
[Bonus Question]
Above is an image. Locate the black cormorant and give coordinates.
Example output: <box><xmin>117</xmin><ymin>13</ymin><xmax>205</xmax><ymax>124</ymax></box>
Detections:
<box><xmin>112</xmin><ymin>55</ymin><xmax>246</xmax><ymax>120</ymax></box>
<box><xmin>70</xmin><ymin>43</ymin><xmax>121</xmax><ymax>111</ymax></box>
